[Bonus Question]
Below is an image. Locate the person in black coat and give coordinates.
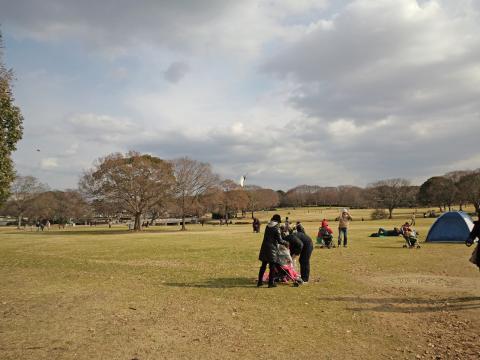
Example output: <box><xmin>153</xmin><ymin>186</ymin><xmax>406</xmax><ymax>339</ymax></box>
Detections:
<box><xmin>295</xmin><ymin>231</ymin><xmax>314</xmax><ymax>283</ymax></box>
<box><xmin>466</xmin><ymin>219</ymin><xmax>480</xmax><ymax>270</ymax></box>
<box><xmin>257</xmin><ymin>214</ymin><xmax>289</xmax><ymax>288</ymax></box>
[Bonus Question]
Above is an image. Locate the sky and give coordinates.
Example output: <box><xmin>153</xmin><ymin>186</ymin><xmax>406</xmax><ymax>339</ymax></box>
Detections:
<box><xmin>1</xmin><ymin>0</ymin><xmax>480</xmax><ymax>191</ymax></box>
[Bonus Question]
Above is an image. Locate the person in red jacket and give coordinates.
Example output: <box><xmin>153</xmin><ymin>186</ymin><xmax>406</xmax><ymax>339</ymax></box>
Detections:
<box><xmin>317</xmin><ymin>219</ymin><xmax>334</xmax><ymax>248</ymax></box>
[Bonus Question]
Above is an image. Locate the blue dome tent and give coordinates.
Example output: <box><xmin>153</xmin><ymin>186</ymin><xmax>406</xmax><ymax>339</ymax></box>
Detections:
<box><xmin>425</xmin><ymin>211</ymin><xmax>474</xmax><ymax>243</ymax></box>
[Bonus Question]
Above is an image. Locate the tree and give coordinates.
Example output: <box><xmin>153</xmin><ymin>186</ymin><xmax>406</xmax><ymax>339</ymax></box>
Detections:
<box><xmin>172</xmin><ymin>157</ymin><xmax>219</xmax><ymax>230</ymax></box>
<box><xmin>80</xmin><ymin>152</ymin><xmax>175</xmax><ymax>231</ymax></box>
<box><xmin>445</xmin><ymin>170</ymin><xmax>476</xmax><ymax>210</ymax></box>
<box><xmin>24</xmin><ymin>190</ymin><xmax>91</xmax><ymax>225</ymax></box>
<box><xmin>218</xmin><ymin>180</ymin><xmax>249</xmax><ymax>222</ymax></box>
<box><xmin>0</xmin><ymin>32</ymin><xmax>24</xmax><ymax>205</ymax></box>
<box><xmin>0</xmin><ymin>175</ymin><xmax>47</xmax><ymax>227</ymax></box>
<box><xmin>457</xmin><ymin>172</ymin><xmax>480</xmax><ymax>215</ymax></box>
<box><xmin>367</xmin><ymin>178</ymin><xmax>412</xmax><ymax>219</ymax></box>
<box><xmin>245</xmin><ymin>187</ymin><xmax>279</xmax><ymax>218</ymax></box>
<box><xmin>418</xmin><ymin>176</ymin><xmax>457</xmax><ymax>212</ymax></box>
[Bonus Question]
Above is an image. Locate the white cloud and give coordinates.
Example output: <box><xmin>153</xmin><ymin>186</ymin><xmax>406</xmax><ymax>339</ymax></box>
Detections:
<box><xmin>5</xmin><ymin>0</ymin><xmax>480</xmax><ymax>190</ymax></box>
<box><xmin>40</xmin><ymin>157</ymin><xmax>59</xmax><ymax>169</ymax></box>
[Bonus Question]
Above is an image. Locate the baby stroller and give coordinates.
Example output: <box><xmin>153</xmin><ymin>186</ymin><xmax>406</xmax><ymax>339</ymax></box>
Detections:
<box><xmin>263</xmin><ymin>245</ymin><xmax>303</xmax><ymax>287</ymax></box>
<box><xmin>317</xmin><ymin>228</ymin><xmax>335</xmax><ymax>248</ymax></box>
<box><xmin>402</xmin><ymin>229</ymin><xmax>420</xmax><ymax>248</ymax></box>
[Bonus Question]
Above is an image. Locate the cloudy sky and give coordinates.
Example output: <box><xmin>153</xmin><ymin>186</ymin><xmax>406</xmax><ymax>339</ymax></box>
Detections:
<box><xmin>1</xmin><ymin>0</ymin><xmax>480</xmax><ymax>190</ymax></box>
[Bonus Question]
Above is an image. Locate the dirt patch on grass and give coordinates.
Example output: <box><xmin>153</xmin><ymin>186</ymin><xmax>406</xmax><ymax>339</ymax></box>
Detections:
<box><xmin>366</xmin><ymin>274</ymin><xmax>480</xmax><ymax>293</ymax></box>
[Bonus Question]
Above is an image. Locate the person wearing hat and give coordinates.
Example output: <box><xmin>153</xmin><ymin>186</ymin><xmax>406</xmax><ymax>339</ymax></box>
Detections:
<box><xmin>338</xmin><ymin>208</ymin><xmax>353</xmax><ymax>247</ymax></box>
<box><xmin>257</xmin><ymin>214</ymin><xmax>289</xmax><ymax>288</ymax></box>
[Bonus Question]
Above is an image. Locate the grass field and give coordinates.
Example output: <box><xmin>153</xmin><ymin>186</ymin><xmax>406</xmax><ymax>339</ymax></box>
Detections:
<box><xmin>1</xmin><ymin>208</ymin><xmax>480</xmax><ymax>359</ymax></box>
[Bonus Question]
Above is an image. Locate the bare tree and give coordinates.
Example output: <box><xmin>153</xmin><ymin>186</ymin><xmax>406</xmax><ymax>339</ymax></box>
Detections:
<box><xmin>172</xmin><ymin>157</ymin><xmax>219</xmax><ymax>230</ymax></box>
<box><xmin>246</xmin><ymin>187</ymin><xmax>279</xmax><ymax>218</ymax></box>
<box><xmin>367</xmin><ymin>178</ymin><xmax>412</xmax><ymax>219</ymax></box>
<box><xmin>80</xmin><ymin>152</ymin><xmax>175</xmax><ymax>231</ymax></box>
<box><xmin>216</xmin><ymin>180</ymin><xmax>249</xmax><ymax>223</ymax></box>
<box><xmin>1</xmin><ymin>175</ymin><xmax>47</xmax><ymax>227</ymax></box>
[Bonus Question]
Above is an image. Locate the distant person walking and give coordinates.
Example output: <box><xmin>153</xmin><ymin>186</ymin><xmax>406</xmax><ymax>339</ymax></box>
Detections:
<box><xmin>257</xmin><ymin>214</ymin><xmax>289</xmax><ymax>288</ymax></box>
<box><xmin>252</xmin><ymin>217</ymin><xmax>261</xmax><ymax>233</ymax></box>
<box><xmin>338</xmin><ymin>209</ymin><xmax>352</xmax><ymax>247</ymax></box>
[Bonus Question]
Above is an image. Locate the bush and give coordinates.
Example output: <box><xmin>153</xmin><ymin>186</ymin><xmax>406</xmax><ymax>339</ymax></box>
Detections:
<box><xmin>371</xmin><ymin>209</ymin><xmax>388</xmax><ymax>220</ymax></box>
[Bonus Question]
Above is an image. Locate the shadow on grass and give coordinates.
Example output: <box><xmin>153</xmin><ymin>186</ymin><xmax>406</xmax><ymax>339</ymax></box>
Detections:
<box><xmin>165</xmin><ymin>277</ymin><xmax>255</xmax><ymax>289</ymax></box>
<box><xmin>317</xmin><ymin>296</ymin><xmax>480</xmax><ymax>313</ymax></box>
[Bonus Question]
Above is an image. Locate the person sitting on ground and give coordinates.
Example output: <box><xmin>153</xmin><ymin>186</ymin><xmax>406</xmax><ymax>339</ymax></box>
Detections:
<box><xmin>403</xmin><ymin>226</ymin><xmax>418</xmax><ymax>247</ymax></box>
<box><xmin>400</xmin><ymin>222</ymin><xmax>411</xmax><ymax>235</ymax></box>
<box><xmin>317</xmin><ymin>219</ymin><xmax>334</xmax><ymax>247</ymax></box>
<box><xmin>257</xmin><ymin>214</ymin><xmax>290</xmax><ymax>288</ymax></box>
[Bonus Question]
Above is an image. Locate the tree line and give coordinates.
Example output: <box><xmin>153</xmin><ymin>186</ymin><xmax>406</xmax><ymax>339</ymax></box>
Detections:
<box><xmin>278</xmin><ymin>170</ymin><xmax>480</xmax><ymax>218</ymax></box>
<box><xmin>1</xmin><ymin>151</ymin><xmax>479</xmax><ymax>230</ymax></box>
<box><xmin>0</xmin><ymin>152</ymin><xmax>280</xmax><ymax>231</ymax></box>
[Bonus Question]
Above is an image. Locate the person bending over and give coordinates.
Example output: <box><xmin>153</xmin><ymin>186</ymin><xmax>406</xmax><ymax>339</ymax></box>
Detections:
<box><xmin>296</xmin><ymin>231</ymin><xmax>314</xmax><ymax>283</ymax></box>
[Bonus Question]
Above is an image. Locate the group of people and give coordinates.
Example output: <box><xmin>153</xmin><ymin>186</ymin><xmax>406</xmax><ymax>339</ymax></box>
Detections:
<box><xmin>257</xmin><ymin>214</ymin><xmax>313</xmax><ymax>288</ymax></box>
<box><xmin>368</xmin><ymin>221</ymin><xmax>419</xmax><ymax>247</ymax></box>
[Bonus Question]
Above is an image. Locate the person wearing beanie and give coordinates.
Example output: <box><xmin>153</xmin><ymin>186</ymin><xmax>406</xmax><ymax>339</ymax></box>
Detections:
<box><xmin>338</xmin><ymin>209</ymin><xmax>353</xmax><ymax>247</ymax></box>
<box><xmin>257</xmin><ymin>214</ymin><xmax>289</xmax><ymax>288</ymax></box>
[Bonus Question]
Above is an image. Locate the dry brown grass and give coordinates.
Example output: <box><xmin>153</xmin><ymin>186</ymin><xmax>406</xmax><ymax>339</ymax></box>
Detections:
<box><xmin>1</xmin><ymin>208</ymin><xmax>479</xmax><ymax>359</ymax></box>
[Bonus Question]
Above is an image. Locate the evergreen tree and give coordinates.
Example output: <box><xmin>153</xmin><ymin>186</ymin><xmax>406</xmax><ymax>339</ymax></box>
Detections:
<box><xmin>0</xmin><ymin>31</ymin><xmax>24</xmax><ymax>204</ymax></box>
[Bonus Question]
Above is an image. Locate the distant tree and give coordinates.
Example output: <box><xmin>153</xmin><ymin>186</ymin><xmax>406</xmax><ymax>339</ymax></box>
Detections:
<box><xmin>0</xmin><ymin>32</ymin><xmax>24</xmax><ymax>204</ymax></box>
<box><xmin>80</xmin><ymin>152</ymin><xmax>175</xmax><ymax>231</ymax></box>
<box><xmin>52</xmin><ymin>190</ymin><xmax>91</xmax><ymax>224</ymax></box>
<box><xmin>245</xmin><ymin>187</ymin><xmax>279</xmax><ymax>218</ymax></box>
<box><xmin>418</xmin><ymin>176</ymin><xmax>457</xmax><ymax>212</ymax></box>
<box><xmin>337</xmin><ymin>185</ymin><xmax>366</xmax><ymax>208</ymax></box>
<box><xmin>219</xmin><ymin>180</ymin><xmax>249</xmax><ymax>221</ymax></box>
<box><xmin>445</xmin><ymin>170</ymin><xmax>476</xmax><ymax>210</ymax></box>
<box><xmin>172</xmin><ymin>157</ymin><xmax>219</xmax><ymax>230</ymax></box>
<box><xmin>367</xmin><ymin>178</ymin><xmax>412</xmax><ymax>219</ymax></box>
<box><xmin>276</xmin><ymin>190</ymin><xmax>287</xmax><ymax>207</ymax></box>
<box><xmin>0</xmin><ymin>175</ymin><xmax>47</xmax><ymax>227</ymax></box>
<box><xmin>457</xmin><ymin>172</ymin><xmax>480</xmax><ymax>215</ymax></box>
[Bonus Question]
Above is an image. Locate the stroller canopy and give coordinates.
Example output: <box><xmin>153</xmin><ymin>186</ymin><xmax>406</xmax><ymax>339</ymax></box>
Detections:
<box><xmin>426</xmin><ymin>211</ymin><xmax>474</xmax><ymax>243</ymax></box>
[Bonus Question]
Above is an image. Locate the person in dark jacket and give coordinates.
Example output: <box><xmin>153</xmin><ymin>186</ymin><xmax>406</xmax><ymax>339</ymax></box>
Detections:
<box><xmin>284</xmin><ymin>232</ymin><xmax>303</xmax><ymax>269</ymax></box>
<box><xmin>295</xmin><ymin>221</ymin><xmax>305</xmax><ymax>234</ymax></box>
<box><xmin>252</xmin><ymin>217</ymin><xmax>261</xmax><ymax>233</ymax></box>
<box><xmin>296</xmin><ymin>232</ymin><xmax>314</xmax><ymax>283</ymax></box>
<box><xmin>466</xmin><ymin>219</ymin><xmax>480</xmax><ymax>270</ymax></box>
<box><xmin>257</xmin><ymin>214</ymin><xmax>289</xmax><ymax>288</ymax></box>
